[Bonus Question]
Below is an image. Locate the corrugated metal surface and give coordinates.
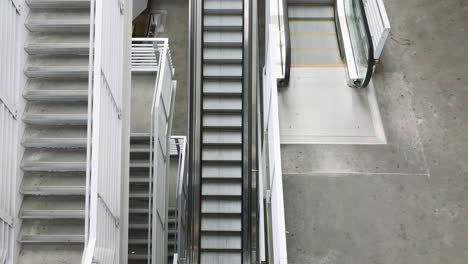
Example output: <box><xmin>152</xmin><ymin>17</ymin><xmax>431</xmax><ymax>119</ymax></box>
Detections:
<box><xmin>0</xmin><ymin>1</ymin><xmax>20</xmax><ymax>263</ymax></box>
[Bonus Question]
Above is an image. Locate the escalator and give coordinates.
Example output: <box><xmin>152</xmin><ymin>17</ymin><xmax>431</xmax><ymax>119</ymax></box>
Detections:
<box><xmin>189</xmin><ymin>0</ymin><xmax>254</xmax><ymax>263</ymax></box>
<box><xmin>283</xmin><ymin>0</ymin><xmax>375</xmax><ymax>88</ymax></box>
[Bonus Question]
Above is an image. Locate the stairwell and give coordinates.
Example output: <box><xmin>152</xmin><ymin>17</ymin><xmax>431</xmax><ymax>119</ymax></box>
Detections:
<box><xmin>128</xmin><ymin>134</ymin><xmax>178</xmax><ymax>264</ymax></box>
<box><xmin>18</xmin><ymin>0</ymin><xmax>90</xmax><ymax>263</ymax></box>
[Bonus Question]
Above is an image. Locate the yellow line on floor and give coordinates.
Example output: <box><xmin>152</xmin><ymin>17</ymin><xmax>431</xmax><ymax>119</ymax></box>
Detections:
<box><xmin>291</xmin><ymin>63</ymin><xmax>344</xmax><ymax>68</ymax></box>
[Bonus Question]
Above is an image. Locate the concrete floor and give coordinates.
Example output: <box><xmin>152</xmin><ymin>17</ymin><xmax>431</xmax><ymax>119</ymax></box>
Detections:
<box><xmin>282</xmin><ymin>0</ymin><xmax>468</xmax><ymax>263</ymax></box>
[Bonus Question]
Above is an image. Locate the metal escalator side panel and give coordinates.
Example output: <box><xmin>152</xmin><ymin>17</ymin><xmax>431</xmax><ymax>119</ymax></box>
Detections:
<box><xmin>335</xmin><ymin>0</ymin><xmax>374</xmax><ymax>88</ymax></box>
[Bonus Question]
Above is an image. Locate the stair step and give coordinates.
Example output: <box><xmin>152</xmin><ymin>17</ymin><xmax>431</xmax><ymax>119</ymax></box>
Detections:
<box><xmin>23</xmin><ymin>113</ymin><xmax>87</xmax><ymax>125</ymax></box>
<box><xmin>18</xmin><ymin>244</ymin><xmax>83</xmax><ymax>264</ymax></box>
<box><xmin>129</xmin><ymin>207</ymin><xmax>149</xmax><ymax>214</ymax></box>
<box><xmin>203</xmin><ymin>96</ymin><xmax>242</xmax><ymax>113</ymax></box>
<box><xmin>203</xmin><ymin>80</ymin><xmax>242</xmax><ymax>95</ymax></box>
<box><xmin>24</xmin><ymin>89</ymin><xmax>87</xmax><ymax>101</ymax></box>
<box><xmin>201</xmin><ymin>194</ymin><xmax>242</xmax><ymax>200</ymax></box>
<box><xmin>25</xmin><ymin>42</ymin><xmax>89</xmax><ymax>55</ymax></box>
<box><xmin>130</xmin><ymin>144</ymin><xmax>151</xmax><ymax>153</ymax></box>
<box><xmin>202</xmin><ymin>164</ymin><xmax>242</xmax><ymax>179</ymax></box>
<box><xmin>204</xmin><ymin>15</ymin><xmax>243</xmax><ymax>30</ymax></box>
<box><xmin>26</xmin><ymin>0</ymin><xmax>91</xmax><ymax>8</ymax></box>
<box><xmin>201</xmin><ymin>215</ymin><xmax>241</xmax><ymax>232</ymax></box>
<box><xmin>201</xmin><ymin>233</ymin><xmax>241</xmax><ymax>249</ymax></box>
<box><xmin>25</xmin><ymin>66</ymin><xmax>88</xmax><ymax>78</ymax></box>
<box><xmin>130</xmin><ymin>175</ymin><xmax>150</xmax><ymax>183</ymax></box>
<box><xmin>26</xmin><ymin>9</ymin><xmax>90</xmax><ymax>32</ymax></box>
<box><xmin>204</xmin><ymin>31</ymin><xmax>243</xmax><ymax>47</ymax></box>
<box><xmin>200</xmin><ymin>251</ymin><xmax>242</xmax><ymax>263</ymax></box>
<box><xmin>288</xmin><ymin>5</ymin><xmax>334</xmax><ymax>20</ymax></box>
<box><xmin>204</xmin><ymin>0</ymin><xmax>243</xmax><ymax>14</ymax></box>
<box><xmin>203</xmin><ymin>130</ymin><xmax>242</xmax><ymax>145</ymax></box>
<box><xmin>130</xmin><ymin>161</ymin><xmax>151</xmax><ymax>168</ymax></box>
<box><xmin>23</xmin><ymin>137</ymin><xmax>87</xmax><ymax>148</ymax></box>
<box><xmin>129</xmin><ymin>191</ymin><xmax>151</xmax><ymax>199</ymax></box>
<box><xmin>203</xmin><ymin>64</ymin><xmax>243</xmax><ymax>80</ymax></box>
<box><xmin>202</xmin><ymin>146</ymin><xmax>242</xmax><ymax>162</ymax></box>
<box><xmin>21</xmin><ymin>185</ymin><xmax>85</xmax><ymax>195</ymax></box>
<box><xmin>21</xmin><ymin>161</ymin><xmax>86</xmax><ymax>172</ymax></box>
<box><xmin>201</xmin><ymin>199</ymin><xmax>242</xmax><ymax>214</ymax></box>
<box><xmin>204</xmin><ymin>47</ymin><xmax>243</xmax><ymax>63</ymax></box>
<box><xmin>21</xmin><ymin>209</ymin><xmax>85</xmax><ymax>219</ymax></box>
<box><xmin>20</xmin><ymin>234</ymin><xmax>84</xmax><ymax>243</ymax></box>
<box><xmin>202</xmin><ymin>182</ymin><xmax>242</xmax><ymax>196</ymax></box>
<box><xmin>203</xmin><ymin>113</ymin><xmax>242</xmax><ymax>129</ymax></box>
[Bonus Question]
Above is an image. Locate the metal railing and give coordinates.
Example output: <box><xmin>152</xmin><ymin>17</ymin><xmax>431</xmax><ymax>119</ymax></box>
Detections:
<box><xmin>260</xmin><ymin>25</ymin><xmax>288</xmax><ymax>264</ymax></box>
<box><xmin>363</xmin><ymin>0</ymin><xmax>390</xmax><ymax>60</ymax></box>
<box><xmin>83</xmin><ymin>0</ymin><xmax>126</xmax><ymax>263</ymax></box>
<box><xmin>336</xmin><ymin>0</ymin><xmax>390</xmax><ymax>88</ymax></box>
<box><xmin>131</xmin><ymin>38</ymin><xmax>166</xmax><ymax>72</ymax></box>
<box><xmin>0</xmin><ymin>1</ymin><xmax>22</xmax><ymax>263</ymax></box>
<box><xmin>276</xmin><ymin>0</ymin><xmax>290</xmax><ymax>88</ymax></box>
<box><xmin>172</xmin><ymin>136</ymin><xmax>188</xmax><ymax>264</ymax></box>
<box><xmin>148</xmin><ymin>38</ymin><xmax>176</xmax><ymax>264</ymax></box>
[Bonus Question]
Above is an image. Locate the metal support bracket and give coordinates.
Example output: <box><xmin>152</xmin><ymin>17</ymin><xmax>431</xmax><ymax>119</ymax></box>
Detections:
<box><xmin>0</xmin><ymin>97</ymin><xmax>18</xmax><ymax>120</ymax></box>
<box><xmin>10</xmin><ymin>0</ymin><xmax>21</xmax><ymax>13</ymax></box>
<box><xmin>0</xmin><ymin>210</ymin><xmax>13</xmax><ymax>227</ymax></box>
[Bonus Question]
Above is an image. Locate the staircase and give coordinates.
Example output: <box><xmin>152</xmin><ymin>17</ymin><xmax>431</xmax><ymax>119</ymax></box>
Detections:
<box><xmin>198</xmin><ymin>0</ymin><xmax>245</xmax><ymax>262</ymax></box>
<box><xmin>128</xmin><ymin>134</ymin><xmax>177</xmax><ymax>264</ymax></box>
<box><xmin>287</xmin><ymin>0</ymin><xmax>341</xmax><ymax>67</ymax></box>
<box><xmin>18</xmin><ymin>0</ymin><xmax>90</xmax><ymax>263</ymax></box>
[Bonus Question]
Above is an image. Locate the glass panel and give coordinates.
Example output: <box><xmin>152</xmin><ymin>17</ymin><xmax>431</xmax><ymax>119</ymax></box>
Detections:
<box><xmin>345</xmin><ymin>0</ymin><xmax>373</xmax><ymax>87</ymax></box>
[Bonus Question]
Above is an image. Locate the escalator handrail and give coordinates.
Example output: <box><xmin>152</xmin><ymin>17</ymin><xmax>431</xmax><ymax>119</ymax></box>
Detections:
<box><xmin>357</xmin><ymin>0</ymin><xmax>374</xmax><ymax>88</ymax></box>
<box><xmin>277</xmin><ymin>0</ymin><xmax>291</xmax><ymax>88</ymax></box>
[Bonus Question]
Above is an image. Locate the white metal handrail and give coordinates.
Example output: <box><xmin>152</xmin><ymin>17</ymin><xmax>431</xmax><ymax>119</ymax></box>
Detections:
<box><xmin>147</xmin><ymin>38</ymin><xmax>176</xmax><ymax>264</ymax></box>
<box><xmin>0</xmin><ymin>1</ymin><xmax>22</xmax><ymax>263</ymax></box>
<box><xmin>260</xmin><ymin>25</ymin><xmax>288</xmax><ymax>264</ymax></box>
<box><xmin>83</xmin><ymin>0</ymin><xmax>126</xmax><ymax>263</ymax></box>
<box><xmin>172</xmin><ymin>136</ymin><xmax>188</xmax><ymax>263</ymax></box>
<box><xmin>132</xmin><ymin>38</ymin><xmax>170</xmax><ymax>72</ymax></box>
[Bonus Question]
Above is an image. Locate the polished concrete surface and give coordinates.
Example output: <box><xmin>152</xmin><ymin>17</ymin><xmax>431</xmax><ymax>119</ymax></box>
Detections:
<box><xmin>279</xmin><ymin>67</ymin><xmax>386</xmax><ymax>144</ymax></box>
<box><xmin>282</xmin><ymin>0</ymin><xmax>468</xmax><ymax>263</ymax></box>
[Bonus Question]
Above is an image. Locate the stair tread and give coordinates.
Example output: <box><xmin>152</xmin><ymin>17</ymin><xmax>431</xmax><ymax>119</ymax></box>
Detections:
<box><xmin>21</xmin><ymin>209</ymin><xmax>85</xmax><ymax>219</ymax></box>
<box><xmin>24</xmin><ymin>89</ymin><xmax>88</xmax><ymax>101</ymax></box>
<box><xmin>21</xmin><ymin>161</ymin><xmax>86</xmax><ymax>172</ymax></box>
<box><xmin>20</xmin><ymin>234</ymin><xmax>84</xmax><ymax>243</ymax></box>
<box><xmin>26</xmin><ymin>0</ymin><xmax>91</xmax><ymax>8</ymax></box>
<box><xmin>204</xmin><ymin>0</ymin><xmax>243</xmax><ymax>14</ymax></box>
<box><xmin>22</xmin><ymin>136</ymin><xmax>87</xmax><ymax>148</ymax></box>
<box><xmin>21</xmin><ymin>185</ymin><xmax>85</xmax><ymax>195</ymax></box>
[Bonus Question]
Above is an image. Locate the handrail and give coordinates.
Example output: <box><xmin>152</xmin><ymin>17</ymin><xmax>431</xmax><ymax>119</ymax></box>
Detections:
<box><xmin>336</xmin><ymin>0</ymin><xmax>374</xmax><ymax>88</ymax></box>
<box><xmin>276</xmin><ymin>0</ymin><xmax>290</xmax><ymax>88</ymax></box>
<box><xmin>357</xmin><ymin>0</ymin><xmax>374</xmax><ymax>88</ymax></box>
<box><xmin>261</xmin><ymin>24</ymin><xmax>288</xmax><ymax>264</ymax></box>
